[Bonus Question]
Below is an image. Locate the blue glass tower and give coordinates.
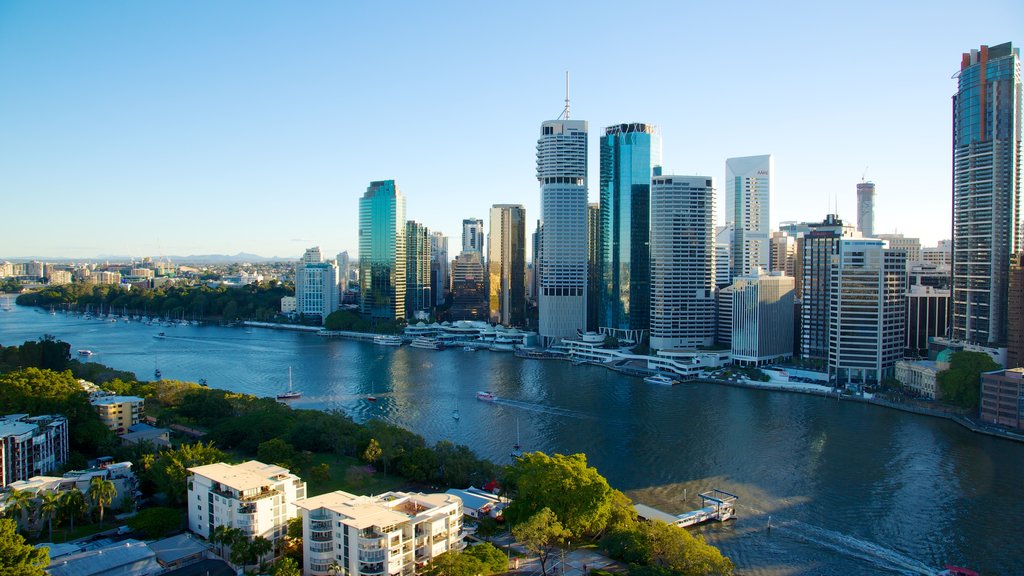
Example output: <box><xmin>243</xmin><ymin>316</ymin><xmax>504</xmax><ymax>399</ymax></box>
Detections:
<box><xmin>359</xmin><ymin>180</ymin><xmax>407</xmax><ymax>320</ymax></box>
<box><xmin>599</xmin><ymin>123</ymin><xmax>662</xmax><ymax>338</ymax></box>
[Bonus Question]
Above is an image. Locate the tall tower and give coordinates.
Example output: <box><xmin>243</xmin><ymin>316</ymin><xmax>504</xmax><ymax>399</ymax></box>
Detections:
<box><xmin>599</xmin><ymin>122</ymin><xmax>662</xmax><ymax>338</ymax></box>
<box><xmin>726</xmin><ymin>154</ymin><xmax>773</xmax><ymax>278</ymax></box>
<box><xmin>461</xmin><ymin>219</ymin><xmax>484</xmax><ymax>256</ymax></box>
<box><xmin>488</xmin><ymin>204</ymin><xmax>526</xmax><ymax>326</ymax></box>
<box><xmin>359</xmin><ymin>180</ymin><xmax>407</xmax><ymax>320</ymax></box>
<box><xmin>405</xmin><ymin>220</ymin><xmax>432</xmax><ymax>319</ymax></box>
<box><xmin>537</xmin><ymin>112</ymin><xmax>588</xmax><ymax>344</ymax></box>
<box><xmin>799</xmin><ymin>214</ymin><xmax>858</xmax><ymax>362</ymax></box>
<box><xmin>295</xmin><ymin>246</ymin><xmax>340</xmax><ymax>324</ymax></box>
<box><xmin>856</xmin><ymin>181</ymin><xmax>876</xmax><ymax>238</ymax></box>
<box><xmin>430</xmin><ymin>232</ymin><xmax>449</xmax><ymax>306</ymax></box>
<box><xmin>649</xmin><ymin>175</ymin><xmax>716</xmax><ymax>350</ymax></box>
<box><xmin>586</xmin><ymin>203</ymin><xmax>601</xmax><ymax>332</ymax></box>
<box><xmin>952</xmin><ymin>42</ymin><xmax>1021</xmax><ymax>347</ymax></box>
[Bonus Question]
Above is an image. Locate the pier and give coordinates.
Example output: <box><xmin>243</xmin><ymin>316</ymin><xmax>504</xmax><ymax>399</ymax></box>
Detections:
<box><xmin>634</xmin><ymin>489</ymin><xmax>738</xmax><ymax>528</ymax></box>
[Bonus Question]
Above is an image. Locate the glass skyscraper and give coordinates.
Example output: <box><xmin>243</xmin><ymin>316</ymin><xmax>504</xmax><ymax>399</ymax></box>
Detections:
<box><xmin>952</xmin><ymin>42</ymin><xmax>1021</xmax><ymax>347</ymax></box>
<box><xmin>599</xmin><ymin>123</ymin><xmax>662</xmax><ymax>338</ymax></box>
<box><xmin>488</xmin><ymin>204</ymin><xmax>526</xmax><ymax>327</ymax></box>
<box><xmin>359</xmin><ymin>180</ymin><xmax>406</xmax><ymax>320</ymax></box>
<box><xmin>405</xmin><ymin>220</ymin><xmax>432</xmax><ymax>319</ymax></box>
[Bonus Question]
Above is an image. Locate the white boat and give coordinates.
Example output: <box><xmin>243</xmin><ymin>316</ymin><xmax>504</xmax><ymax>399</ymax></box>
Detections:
<box><xmin>76</xmin><ymin>349</ymin><xmax>94</xmax><ymax>357</ymax></box>
<box><xmin>511</xmin><ymin>419</ymin><xmax>523</xmax><ymax>458</ymax></box>
<box><xmin>374</xmin><ymin>335</ymin><xmax>403</xmax><ymax>346</ymax></box>
<box><xmin>476</xmin><ymin>391</ymin><xmax>496</xmax><ymax>402</ymax></box>
<box><xmin>644</xmin><ymin>374</ymin><xmax>678</xmax><ymax>386</ymax></box>
<box><xmin>277</xmin><ymin>367</ymin><xmax>301</xmax><ymax>400</ymax></box>
<box><xmin>463</xmin><ymin>346</ymin><xmax>477</xmax><ymax>351</ymax></box>
<box><xmin>410</xmin><ymin>338</ymin><xmax>443</xmax><ymax>350</ymax></box>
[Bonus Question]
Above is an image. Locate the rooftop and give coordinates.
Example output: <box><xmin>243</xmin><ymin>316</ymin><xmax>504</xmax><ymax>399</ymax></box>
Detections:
<box><xmin>296</xmin><ymin>490</ymin><xmax>460</xmax><ymax>530</ymax></box>
<box><xmin>90</xmin><ymin>395</ymin><xmax>145</xmax><ymax>406</ymax></box>
<box><xmin>188</xmin><ymin>460</ymin><xmax>293</xmax><ymax>492</ymax></box>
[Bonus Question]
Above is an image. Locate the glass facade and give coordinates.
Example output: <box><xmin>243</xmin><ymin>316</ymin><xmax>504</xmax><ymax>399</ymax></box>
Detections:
<box><xmin>405</xmin><ymin>220</ymin><xmax>432</xmax><ymax>319</ymax></box>
<box><xmin>359</xmin><ymin>180</ymin><xmax>407</xmax><ymax>320</ymax></box>
<box><xmin>488</xmin><ymin>204</ymin><xmax>527</xmax><ymax>326</ymax></box>
<box><xmin>599</xmin><ymin>123</ymin><xmax>662</xmax><ymax>334</ymax></box>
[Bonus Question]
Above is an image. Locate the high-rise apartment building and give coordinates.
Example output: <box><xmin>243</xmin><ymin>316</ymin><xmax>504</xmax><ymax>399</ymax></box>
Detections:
<box><xmin>430</xmin><ymin>232</ymin><xmax>449</xmax><ymax>306</ymax></box>
<box><xmin>1008</xmin><ymin>253</ymin><xmax>1024</xmax><ymax>368</ymax></box>
<box><xmin>828</xmin><ymin>239</ymin><xmax>907</xmax><ymax>385</ymax></box>
<box><xmin>1</xmin><ymin>414</ymin><xmax>68</xmax><ymax>487</ymax></box>
<box><xmin>856</xmin><ymin>181</ymin><xmax>876</xmax><ymax>238</ymax></box>
<box><xmin>587</xmin><ymin>203</ymin><xmax>600</xmax><ymax>332</ymax></box>
<box><xmin>488</xmin><ymin>204</ymin><xmax>526</xmax><ymax>326</ymax></box>
<box><xmin>731</xmin><ymin>272</ymin><xmax>795</xmax><ymax>366</ymax></box>
<box><xmin>537</xmin><ymin>118</ymin><xmax>588</xmax><ymax>345</ymax></box>
<box><xmin>405</xmin><ymin>221</ymin><xmax>432</xmax><ymax>319</ymax></box>
<box><xmin>599</xmin><ymin>123</ymin><xmax>662</xmax><ymax>338</ymax></box>
<box><xmin>296</xmin><ymin>247</ymin><xmax>340</xmax><ymax>324</ymax></box>
<box><xmin>336</xmin><ymin>251</ymin><xmax>351</xmax><ymax>289</ymax></box>
<box><xmin>359</xmin><ymin>180</ymin><xmax>407</xmax><ymax>320</ymax></box>
<box><xmin>799</xmin><ymin>214</ymin><xmax>858</xmax><ymax>362</ymax></box>
<box><xmin>952</xmin><ymin>42</ymin><xmax>1021</xmax><ymax>347</ymax></box>
<box><xmin>649</xmin><ymin>175</ymin><xmax>716</xmax><ymax>350</ymax></box>
<box><xmin>461</xmin><ymin>218</ymin><xmax>484</xmax><ymax>256</ymax></box>
<box><xmin>726</xmin><ymin>154</ymin><xmax>773</xmax><ymax>278</ymax></box>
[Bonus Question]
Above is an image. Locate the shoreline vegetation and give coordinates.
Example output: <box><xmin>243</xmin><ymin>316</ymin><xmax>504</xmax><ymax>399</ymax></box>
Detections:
<box><xmin>0</xmin><ymin>336</ymin><xmax>735</xmax><ymax>576</ymax></box>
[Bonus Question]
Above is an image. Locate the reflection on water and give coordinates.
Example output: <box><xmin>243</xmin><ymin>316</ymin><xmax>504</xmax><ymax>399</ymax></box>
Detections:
<box><xmin>2</xmin><ymin>305</ymin><xmax>1022</xmax><ymax>575</ymax></box>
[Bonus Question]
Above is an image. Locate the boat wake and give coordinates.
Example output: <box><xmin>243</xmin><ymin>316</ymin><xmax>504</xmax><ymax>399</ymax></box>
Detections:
<box><xmin>489</xmin><ymin>397</ymin><xmax>594</xmax><ymax>420</ymax></box>
<box><xmin>767</xmin><ymin>518</ymin><xmax>936</xmax><ymax>575</ymax></box>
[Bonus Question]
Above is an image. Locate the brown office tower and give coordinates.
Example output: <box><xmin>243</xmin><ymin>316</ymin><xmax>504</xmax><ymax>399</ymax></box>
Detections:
<box><xmin>980</xmin><ymin>368</ymin><xmax>1024</xmax><ymax>430</ymax></box>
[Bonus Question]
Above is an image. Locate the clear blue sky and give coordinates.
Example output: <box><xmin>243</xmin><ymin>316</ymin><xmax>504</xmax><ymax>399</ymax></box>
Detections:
<box><xmin>1</xmin><ymin>1</ymin><xmax>1020</xmax><ymax>260</ymax></box>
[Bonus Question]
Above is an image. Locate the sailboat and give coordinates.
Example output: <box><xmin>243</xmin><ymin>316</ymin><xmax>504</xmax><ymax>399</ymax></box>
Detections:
<box><xmin>277</xmin><ymin>367</ymin><xmax>301</xmax><ymax>400</ymax></box>
<box><xmin>367</xmin><ymin>382</ymin><xmax>378</xmax><ymax>403</ymax></box>
<box><xmin>510</xmin><ymin>419</ymin><xmax>523</xmax><ymax>458</ymax></box>
<box><xmin>452</xmin><ymin>398</ymin><xmax>460</xmax><ymax>420</ymax></box>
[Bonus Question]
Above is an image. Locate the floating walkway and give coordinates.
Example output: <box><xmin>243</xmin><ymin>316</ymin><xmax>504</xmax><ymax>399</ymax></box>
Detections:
<box><xmin>634</xmin><ymin>489</ymin><xmax>738</xmax><ymax>528</ymax></box>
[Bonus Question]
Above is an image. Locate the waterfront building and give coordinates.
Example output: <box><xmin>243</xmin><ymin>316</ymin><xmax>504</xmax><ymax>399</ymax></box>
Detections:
<box><xmin>405</xmin><ymin>220</ymin><xmax>432</xmax><ymax>320</ymax></box>
<box><xmin>769</xmin><ymin>231</ymin><xmax>797</xmax><ymax>277</ymax></box>
<box><xmin>828</xmin><ymin>238</ymin><xmax>907</xmax><ymax>386</ymax></box>
<box><xmin>587</xmin><ymin>202</ymin><xmax>600</xmax><ymax>332</ymax></box>
<box><xmin>725</xmin><ymin>154</ymin><xmax>773</xmax><ymax>278</ymax></box>
<box><xmin>360</xmin><ymin>180</ymin><xmax>407</xmax><ymax>320</ymax></box>
<box><xmin>461</xmin><ymin>218</ymin><xmax>484</xmax><ymax>256</ymax></box>
<box><xmin>449</xmin><ymin>252</ymin><xmax>488</xmax><ymax>321</ymax></box>
<box><xmin>921</xmin><ymin>240</ymin><xmax>952</xmax><ymax>267</ymax></box>
<box><xmin>952</xmin><ymin>42</ymin><xmax>1021</xmax><ymax>348</ymax></box>
<box><xmin>562</xmin><ymin>332</ymin><xmax>728</xmax><ymax>379</ymax></box>
<box><xmin>294</xmin><ymin>490</ymin><xmax>464</xmax><ymax>576</ymax></box>
<box><xmin>799</xmin><ymin>214</ymin><xmax>858</xmax><ymax>362</ymax></box>
<box><xmin>430</xmin><ymin>232</ymin><xmax>449</xmax><ymax>306</ymax></box>
<box><xmin>295</xmin><ymin>247</ymin><xmax>340</xmax><ymax>324</ymax></box>
<box><xmin>649</xmin><ymin>175</ymin><xmax>716</xmax><ymax>350</ymax></box>
<box><xmin>856</xmin><ymin>181</ymin><xmax>875</xmax><ymax>238</ymax></box>
<box><xmin>894</xmin><ymin>360</ymin><xmax>942</xmax><ymax>399</ymax></box>
<box><xmin>599</xmin><ymin>122</ymin><xmax>662</xmax><ymax>337</ymax></box>
<box><xmin>0</xmin><ymin>414</ymin><xmax>68</xmax><ymax>488</ymax></box>
<box><xmin>90</xmin><ymin>270</ymin><xmax>122</xmax><ymax>285</ymax></box>
<box><xmin>487</xmin><ymin>204</ymin><xmax>526</xmax><ymax>326</ymax></box>
<box><xmin>716</xmin><ymin>285</ymin><xmax>734</xmax><ymax>347</ymax></box>
<box><xmin>877</xmin><ymin>233</ymin><xmax>921</xmax><ymax>263</ymax></box>
<box><xmin>187</xmin><ymin>460</ymin><xmax>306</xmax><ymax>545</ymax></box>
<box><xmin>336</xmin><ymin>251</ymin><xmax>351</xmax><ymax>289</ymax></box>
<box><xmin>980</xmin><ymin>368</ymin><xmax>1024</xmax><ymax>429</ymax></box>
<box><xmin>47</xmin><ymin>270</ymin><xmax>72</xmax><ymax>285</ymax></box>
<box><xmin>90</xmin><ymin>395</ymin><xmax>145</xmax><ymax>433</ymax></box>
<box><xmin>1008</xmin><ymin>253</ymin><xmax>1024</xmax><ymax>368</ymax></box>
<box><xmin>906</xmin><ymin>285</ymin><xmax>951</xmax><ymax>358</ymax></box>
<box><xmin>731</xmin><ymin>272</ymin><xmax>795</xmax><ymax>366</ymax></box>
<box><xmin>280</xmin><ymin>296</ymin><xmax>296</xmax><ymax>315</ymax></box>
<box><xmin>537</xmin><ymin>118</ymin><xmax>589</xmax><ymax>345</ymax></box>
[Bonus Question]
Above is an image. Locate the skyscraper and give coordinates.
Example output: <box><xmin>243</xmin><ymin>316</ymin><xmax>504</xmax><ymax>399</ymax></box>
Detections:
<box><xmin>856</xmin><ymin>181</ymin><xmax>876</xmax><ymax>238</ymax></box>
<box><xmin>462</xmin><ymin>218</ymin><xmax>484</xmax><ymax>256</ymax></box>
<box><xmin>487</xmin><ymin>204</ymin><xmax>526</xmax><ymax>326</ymax></box>
<box><xmin>1008</xmin><ymin>253</ymin><xmax>1024</xmax><ymax>368</ymax></box>
<box><xmin>537</xmin><ymin>118</ymin><xmax>588</xmax><ymax>345</ymax></box>
<box><xmin>295</xmin><ymin>247</ymin><xmax>340</xmax><ymax>324</ymax></box>
<box><xmin>586</xmin><ymin>203</ymin><xmax>600</xmax><ymax>332</ymax></box>
<box><xmin>649</xmin><ymin>175</ymin><xmax>716</xmax><ymax>350</ymax></box>
<box><xmin>430</xmin><ymin>232</ymin><xmax>449</xmax><ymax>306</ymax></box>
<box><xmin>599</xmin><ymin>123</ymin><xmax>662</xmax><ymax>338</ymax></box>
<box><xmin>726</xmin><ymin>154</ymin><xmax>773</xmax><ymax>278</ymax></box>
<box><xmin>952</xmin><ymin>42</ymin><xmax>1021</xmax><ymax>347</ymax></box>
<box><xmin>769</xmin><ymin>231</ymin><xmax>797</xmax><ymax>277</ymax></box>
<box><xmin>336</xmin><ymin>251</ymin><xmax>351</xmax><ymax>289</ymax></box>
<box><xmin>450</xmin><ymin>251</ymin><xmax>488</xmax><ymax>321</ymax></box>
<box><xmin>731</xmin><ymin>272</ymin><xmax>795</xmax><ymax>366</ymax></box>
<box><xmin>359</xmin><ymin>180</ymin><xmax>406</xmax><ymax>320</ymax></box>
<box><xmin>405</xmin><ymin>220</ymin><xmax>432</xmax><ymax>319</ymax></box>
<box><xmin>799</xmin><ymin>214</ymin><xmax>858</xmax><ymax>362</ymax></box>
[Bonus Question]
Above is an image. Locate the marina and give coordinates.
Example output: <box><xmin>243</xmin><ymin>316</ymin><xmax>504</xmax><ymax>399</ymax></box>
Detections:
<box><xmin>634</xmin><ymin>489</ymin><xmax>738</xmax><ymax>528</ymax></box>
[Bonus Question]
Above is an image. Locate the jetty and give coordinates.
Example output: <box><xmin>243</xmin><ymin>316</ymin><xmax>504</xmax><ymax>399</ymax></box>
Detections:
<box><xmin>634</xmin><ymin>489</ymin><xmax>738</xmax><ymax>528</ymax></box>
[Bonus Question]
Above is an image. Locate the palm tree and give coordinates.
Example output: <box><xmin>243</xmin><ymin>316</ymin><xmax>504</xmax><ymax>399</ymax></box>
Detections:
<box><xmin>59</xmin><ymin>489</ymin><xmax>86</xmax><ymax>532</ymax></box>
<box><xmin>4</xmin><ymin>488</ymin><xmax>33</xmax><ymax>532</ymax></box>
<box><xmin>87</xmin><ymin>476</ymin><xmax>117</xmax><ymax>527</ymax></box>
<box><xmin>211</xmin><ymin>524</ymin><xmax>235</xmax><ymax>557</ymax></box>
<box><xmin>37</xmin><ymin>491</ymin><xmax>60</xmax><ymax>542</ymax></box>
<box><xmin>250</xmin><ymin>535</ymin><xmax>272</xmax><ymax>570</ymax></box>
<box><xmin>327</xmin><ymin>559</ymin><xmax>343</xmax><ymax>575</ymax></box>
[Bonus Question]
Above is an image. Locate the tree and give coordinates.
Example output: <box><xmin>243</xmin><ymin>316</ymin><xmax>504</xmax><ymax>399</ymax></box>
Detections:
<box><xmin>250</xmin><ymin>535</ymin><xmax>273</xmax><ymax>570</ymax></box>
<box><xmin>639</xmin><ymin>520</ymin><xmax>733</xmax><ymax>576</ymax></box>
<box><xmin>0</xmin><ymin>518</ymin><xmax>48</xmax><ymax>576</ymax></box>
<box><xmin>87</xmin><ymin>476</ymin><xmax>117</xmax><ymax>526</ymax></box>
<box><xmin>4</xmin><ymin>488</ymin><xmax>33</xmax><ymax>532</ymax></box>
<box><xmin>511</xmin><ymin>508</ymin><xmax>569</xmax><ymax>576</ymax></box>
<box><xmin>59</xmin><ymin>489</ymin><xmax>87</xmax><ymax>532</ymax></box>
<box><xmin>422</xmin><ymin>550</ymin><xmax>485</xmax><ymax>576</ymax></box>
<box><xmin>326</xmin><ymin>559</ymin><xmax>343</xmax><ymax>575</ymax></box>
<box><xmin>272</xmin><ymin>556</ymin><xmax>302</xmax><ymax>576</ymax></box>
<box><xmin>463</xmin><ymin>542</ymin><xmax>509</xmax><ymax>574</ymax></box>
<box><xmin>147</xmin><ymin>442</ymin><xmax>227</xmax><ymax>506</ymax></box>
<box><xmin>127</xmin><ymin>507</ymin><xmax>183</xmax><ymax>538</ymax></box>
<box><xmin>37</xmin><ymin>491</ymin><xmax>61</xmax><ymax>542</ymax></box>
<box><xmin>937</xmin><ymin>351</ymin><xmax>999</xmax><ymax>410</ymax></box>
<box><xmin>504</xmin><ymin>452</ymin><xmax>615</xmax><ymax>539</ymax></box>
<box><xmin>310</xmin><ymin>462</ymin><xmax>331</xmax><ymax>483</ymax></box>
<box><xmin>257</xmin><ymin>438</ymin><xmax>304</xmax><ymax>471</ymax></box>
<box><xmin>363</xmin><ymin>438</ymin><xmax>383</xmax><ymax>467</ymax></box>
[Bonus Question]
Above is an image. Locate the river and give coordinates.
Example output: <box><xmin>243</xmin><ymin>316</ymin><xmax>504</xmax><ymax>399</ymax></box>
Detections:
<box><xmin>2</xmin><ymin>302</ymin><xmax>1021</xmax><ymax>575</ymax></box>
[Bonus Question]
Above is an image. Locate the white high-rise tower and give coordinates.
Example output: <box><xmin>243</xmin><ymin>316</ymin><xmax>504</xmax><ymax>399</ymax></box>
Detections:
<box><xmin>726</xmin><ymin>154</ymin><xmax>773</xmax><ymax>278</ymax></box>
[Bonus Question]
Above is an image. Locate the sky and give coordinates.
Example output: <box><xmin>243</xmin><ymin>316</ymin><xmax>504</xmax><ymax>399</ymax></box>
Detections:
<box><xmin>0</xmin><ymin>1</ymin><xmax>1021</xmax><ymax>260</ymax></box>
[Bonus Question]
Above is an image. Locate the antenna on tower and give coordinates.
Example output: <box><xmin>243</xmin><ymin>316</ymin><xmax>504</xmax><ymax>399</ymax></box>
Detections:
<box><xmin>558</xmin><ymin>71</ymin><xmax>571</xmax><ymax>120</ymax></box>
<box><xmin>861</xmin><ymin>166</ymin><xmax>869</xmax><ymax>182</ymax></box>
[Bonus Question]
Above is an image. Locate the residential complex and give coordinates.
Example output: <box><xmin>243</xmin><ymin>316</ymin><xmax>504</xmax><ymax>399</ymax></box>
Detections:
<box><xmin>295</xmin><ymin>490</ymin><xmax>465</xmax><ymax>576</ymax></box>
<box><xmin>360</xmin><ymin>180</ymin><xmax>407</xmax><ymax>320</ymax></box>
<box><xmin>90</xmin><ymin>395</ymin><xmax>145</xmax><ymax>433</ymax></box>
<box><xmin>0</xmin><ymin>414</ymin><xmax>68</xmax><ymax>488</ymax></box>
<box><xmin>295</xmin><ymin>247</ymin><xmax>340</xmax><ymax>324</ymax></box>
<box><xmin>487</xmin><ymin>204</ymin><xmax>526</xmax><ymax>327</ymax></box>
<box><xmin>725</xmin><ymin>154</ymin><xmax>773</xmax><ymax>278</ymax></box>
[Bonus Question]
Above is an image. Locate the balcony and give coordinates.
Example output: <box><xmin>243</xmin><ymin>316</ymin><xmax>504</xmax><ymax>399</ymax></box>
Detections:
<box><xmin>310</xmin><ymin>529</ymin><xmax>333</xmax><ymax>542</ymax></box>
<box><xmin>359</xmin><ymin>563</ymin><xmax>386</xmax><ymax>575</ymax></box>
<box><xmin>311</xmin><ymin>519</ymin><xmax>332</xmax><ymax>531</ymax></box>
<box><xmin>359</xmin><ymin>550</ymin><xmax>387</xmax><ymax>563</ymax></box>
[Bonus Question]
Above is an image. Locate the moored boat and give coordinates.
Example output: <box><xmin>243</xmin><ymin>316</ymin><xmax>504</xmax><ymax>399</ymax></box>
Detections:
<box><xmin>374</xmin><ymin>335</ymin><xmax>403</xmax><ymax>346</ymax></box>
<box><xmin>476</xmin><ymin>391</ymin><xmax>496</xmax><ymax>402</ymax></box>
<box><xmin>277</xmin><ymin>367</ymin><xmax>301</xmax><ymax>400</ymax></box>
<box><xmin>410</xmin><ymin>338</ymin><xmax>443</xmax><ymax>350</ymax></box>
<box><xmin>644</xmin><ymin>374</ymin><xmax>678</xmax><ymax>386</ymax></box>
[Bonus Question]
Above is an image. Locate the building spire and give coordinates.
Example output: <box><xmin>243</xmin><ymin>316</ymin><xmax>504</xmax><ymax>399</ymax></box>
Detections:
<box><xmin>564</xmin><ymin>71</ymin><xmax>570</xmax><ymax>120</ymax></box>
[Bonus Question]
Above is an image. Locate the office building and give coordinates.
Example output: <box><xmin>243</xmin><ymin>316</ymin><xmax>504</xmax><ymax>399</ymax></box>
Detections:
<box><xmin>731</xmin><ymin>272</ymin><xmax>795</xmax><ymax>366</ymax></box>
<box><xmin>856</xmin><ymin>181</ymin><xmax>875</xmax><ymax>238</ymax></box>
<box><xmin>1</xmin><ymin>414</ymin><xmax>68</xmax><ymax>488</ymax></box>
<box><xmin>769</xmin><ymin>231</ymin><xmax>797</xmax><ymax>277</ymax></box>
<box><xmin>91</xmin><ymin>395</ymin><xmax>145</xmax><ymax>433</ymax></box>
<box><xmin>906</xmin><ymin>285</ymin><xmax>951</xmax><ymax>358</ymax></box>
<box><xmin>714</xmin><ymin>244</ymin><xmax>731</xmax><ymax>289</ymax></box>
<box><xmin>952</xmin><ymin>42</ymin><xmax>1021</xmax><ymax>347</ymax></box>
<box><xmin>921</xmin><ymin>240</ymin><xmax>952</xmax><ymax>267</ymax></box>
<box><xmin>877</xmin><ymin>233</ymin><xmax>921</xmax><ymax>263</ymax></box>
<box><xmin>336</xmin><ymin>251</ymin><xmax>351</xmax><ymax>289</ymax></box>
<box><xmin>359</xmin><ymin>180</ymin><xmax>407</xmax><ymax>320</ymax></box>
<box><xmin>537</xmin><ymin>118</ymin><xmax>589</xmax><ymax>344</ymax></box>
<box><xmin>295</xmin><ymin>490</ymin><xmax>464</xmax><ymax>576</ymax></box>
<box><xmin>488</xmin><ymin>204</ymin><xmax>526</xmax><ymax>326</ymax></box>
<box><xmin>726</xmin><ymin>154</ymin><xmax>773</xmax><ymax>278</ymax></box>
<box><xmin>187</xmin><ymin>460</ymin><xmax>306</xmax><ymax>545</ymax></box>
<box><xmin>449</xmin><ymin>252</ymin><xmax>487</xmax><ymax>321</ymax></box>
<box><xmin>296</xmin><ymin>247</ymin><xmax>340</xmax><ymax>324</ymax></box>
<box><xmin>430</xmin><ymin>232</ymin><xmax>449</xmax><ymax>307</ymax></box>
<box><xmin>599</xmin><ymin>122</ymin><xmax>662</xmax><ymax>338</ymax></box>
<box><xmin>799</xmin><ymin>214</ymin><xmax>858</xmax><ymax>361</ymax></box>
<box><xmin>828</xmin><ymin>239</ymin><xmax>907</xmax><ymax>385</ymax></box>
<box><xmin>587</xmin><ymin>203</ymin><xmax>600</xmax><ymax>332</ymax></box>
<box><xmin>1009</xmin><ymin>253</ymin><xmax>1024</xmax><ymax>368</ymax></box>
<box><xmin>405</xmin><ymin>221</ymin><xmax>432</xmax><ymax>319</ymax></box>
<box><xmin>649</xmin><ymin>175</ymin><xmax>716</xmax><ymax>350</ymax></box>
<box><xmin>980</xmin><ymin>368</ymin><xmax>1024</xmax><ymax>429</ymax></box>
<box><xmin>461</xmin><ymin>218</ymin><xmax>484</xmax><ymax>256</ymax></box>
<box><xmin>909</xmin><ymin>262</ymin><xmax>952</xmax><ymax>290</ymax></box>
<box><xmin>716</xmin><ymin>285</ymin><xmax>734</xmax><ymax>347</ymax></box>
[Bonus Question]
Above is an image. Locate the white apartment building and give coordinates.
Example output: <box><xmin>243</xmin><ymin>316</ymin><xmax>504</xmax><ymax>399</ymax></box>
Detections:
<box><xmin>48</xmin><ymin>270</ymin><xmax>73</xmax><ymax>285</ymax></box>
<box><xmin>649</xmin><ymin>175</ymin><xmax>716</xmax><ymax>350</ymax></box>
<box><xmin>537</xmin><ymin>119</ymin><xmax>589</xmax><ymax>345</ymax></box>
<box><xmin>280</xmin><ymin>296</ymin><xmax>297</xmax><ymax>314</ymax></box>
<box><xmin>731</xmin><ymin>272</ymin><xmax>795</xmax><ymax>366</ymax></box>
<box><xmin>725</xmin><ymin>154</ymin><xmax>773</xmax><ymax>278</ymax></box>
<box><xmin>295</xmin><ymin>247</ymin><xmax>340</xmax><ymax>324</ymax></box>
<box><xmin>187</xmin><ymin>460</ymin><xmax>306</xmax><ymax>546</ymax></box>
<box><xmin>296</xmin><ymin>490</ymin><xmax>464</xmax><ymax>576</ymax></box>
<box><xmin>90</xmin><ymin>395</ymin><xmax>145</xmax><ymax>433</ymax></box>
<box><xmin>0</xmin><ymin>414</ymin><xmax>68</xmax><ymax>488</ymax></box>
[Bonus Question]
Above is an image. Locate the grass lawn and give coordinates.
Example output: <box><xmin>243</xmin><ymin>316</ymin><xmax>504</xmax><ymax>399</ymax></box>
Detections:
<box><xmin>301</xmin><ymin>452</ymin><xmax>405</xmax><ymax>496</ymax></box>
<box><xmin>28</xmin><ymin>521</ymin><xmax>112</xmax><ymax>544</ymax></box>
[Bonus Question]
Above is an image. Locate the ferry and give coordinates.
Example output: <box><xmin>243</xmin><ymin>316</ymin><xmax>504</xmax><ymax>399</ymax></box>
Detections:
<box><xmin>410</xmin><ymin>338</ymin><xmax>443</xmax><ymax>350</ymax></box>
<box><xmin>476</xmin><ymin>391</ymin><xmax>497</xmax><ymax>402</ymax></box>
<box><xmin>373</xmin><ymin>335</ymin><xmax>403</xmax><ymax>346</ymax></box>
<box><xmin>644</xmin><ymin>374</ymin><xmax>679</xmax><ymax>386</ymax></box>
<box><xmin>77</xmin><ymin>349</ymin><xmax>94</xmax><ymax>357</ymax></box>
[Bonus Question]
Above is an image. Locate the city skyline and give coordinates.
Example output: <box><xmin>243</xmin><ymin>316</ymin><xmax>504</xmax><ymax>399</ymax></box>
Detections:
<box><xmin>1</xmin><ymin>2</ymin><xmax>1021</xmax><ymax>259</ymax></box>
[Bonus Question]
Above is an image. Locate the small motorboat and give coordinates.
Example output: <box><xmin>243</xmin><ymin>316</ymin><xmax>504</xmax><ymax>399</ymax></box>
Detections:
<box><xmin>476</xmin><ymin>391</ymin><xmax>496</xmax><ymax>402</ymax></box>
<box><xmin>77</xmin><ymin>349</ymin><xmax>94</xmax><ymax>357</ymax></box>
